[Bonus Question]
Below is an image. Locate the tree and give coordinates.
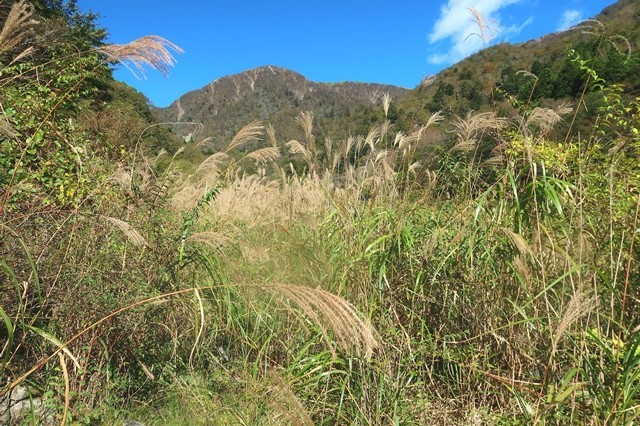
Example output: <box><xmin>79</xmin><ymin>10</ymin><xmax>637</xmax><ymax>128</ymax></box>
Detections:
<box><xmin>459</xmin><ymin>79</ymin><xmax>484</xmax><ymax>110</ymax></box>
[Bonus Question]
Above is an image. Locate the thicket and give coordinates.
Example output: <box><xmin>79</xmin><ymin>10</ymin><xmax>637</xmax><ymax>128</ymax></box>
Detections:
<box><xmin>1</xmin><ymin>1</ymin><xmax>639</xmax><ymax>425</ymax></box>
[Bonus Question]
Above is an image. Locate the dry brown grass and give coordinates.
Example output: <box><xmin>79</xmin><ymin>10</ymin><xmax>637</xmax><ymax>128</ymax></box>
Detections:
<box><xmin>171</xmin><ymin>185</ymin><xmax>214</xmax><ymax>211</ymax></box>
<box><xmin>170</xmin><ymin>150</ymin><xmax>228</xmax><ymax>210</ymax></box>
<box><xmin>172</xmin><ymin>108</ymin><xmax>442</xmax><ymax>219</ymax></box>
<box><xmin>225</xmin><ymin>120</ymin><xmax>264</xmax><ymax>153</ymax></box>
<box><xmin>271</xmin><ymin>284</ymin><xmax>378</xmax><ymax>358</ymax></box>
<box><xmin>267</xmin><ymin>371</ymin><xmax>314</xmax><ymax>426</ymax></box>
<box><xmin>287</xmin><ymin>111</ymin><xmax>319</xmax><ymax>173</ymax></box>
<box><xmin>186</xmin><ymin>231</ymin><xmax>231</xmax><ymax>250</ymax></box>
<box><xmin>97</xmin><ymin>35</ymin><xmax>184</xmax><ymax>78</ymax></box>
<box><xmin>194</xmin><ymin>136</ymin><xmax>214</xmax><ymax>149</ymax></box>
<box><xmin>382</xmin><ymin>93</ymin><xmax>391</xmax><ymax>118</ymax></box>
<box><xmin>523</xmin><ymin>103</ymin><xmax>573</xmax><ymax>137</ymax></box>
<box><xmin>244</xmin><ymin>146</ymin><xmax>280</xmax><ymax>165</ymax></box>
<box><xmin>466</xmin><ymin>7</ymin><xmax>497</xmax><ymax>47</ymax></box>
<box><xmin>361</xmin><ymin>126</ymin><xmax>380</xmax><ymax>154</ymax></box>
<box><xmin>210</xmin><ymin>173</ymin><xmax>331</xmax><ymax>225</ymax></box>
<box><xmin>452</xmin><ymin>111</ymin><xmax>507</xmax><ymax>152</ymax></box>
<box><xmin>194</xmin><ymin>152</ymin><xmax>228</xmax><ymax>175</ymax></box>
<box><xmin>241</xmin><ymin>244</ymin><xmax>270</xmax><ymax>264</ymax></box>
<box><xmin>296</xmin><ymin>111</ymin><xmax>315</xmax><ymax>147</ymax></box>
<box><xmin>0</xmin><ymin>116</ymin><xmax>16</xmax><ymax>138</ymax></box>
<box><xmin>286</xmin><ymin>139</ymin><xmax>309</xmax><ymax>157</ymax></box>
<box><xmin>380</xmin><ymin>119</ymin><xmax>392</xmax><ymax>142</ymax></box>
<box><xmin>265</xmin><ymin>123</ymin><xmax>278</xmax><ymax>148</ymax></box>
<box><xmin>100</xmin><ymin>215</ymin><xmax>148</xmax><ymax>247</ymax></box>
<box><xmin>0</xmin><ymin>0</ymin><xmax>38</xmax><ymax>58</ymax></box>
<box><xmin>58</xmin><ymin>352</ymin><xmax>70</xmax><ymax>426</ymax></box>
<box><xmin>3</xmin><ymin>281</ymin><xmax>378</xmax><ymax>406</ymax></box>
<box><xmin>501</xmin><ymin>227</ymin><xmax>534</xmax><ymax>259</ymax></box>
<box><xmin>551</xmin><ymin>288</ymin><xmax>597</xmax><ymax>358</ymax></box>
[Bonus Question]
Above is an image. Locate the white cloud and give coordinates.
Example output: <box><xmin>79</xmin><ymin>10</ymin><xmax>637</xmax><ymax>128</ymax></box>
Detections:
<box><xmin>503</xmin><ymin>16</ymin><xmax>534</xmax><ymax>39</ymax></box>
<box><xmin>427</xmin><ymin>53</ymin><xmax>451</xmax><ymax>65</ymax></box>
<box><xmin>557</xmin><ymin>9</ymin><xmax>583</xmax><ymax>31</ymax></box>
<box><xmin>427</xmin><ymin>0</ymin><xmax>527</xmax><ymax>65</ymax></box>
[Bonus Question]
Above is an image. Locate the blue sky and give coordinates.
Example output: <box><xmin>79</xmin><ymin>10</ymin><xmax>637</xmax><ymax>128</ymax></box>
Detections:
<box><xmin>78</xmin><ymin>0</ymin><xmax>617</xmax><ymax>107</ymax></box>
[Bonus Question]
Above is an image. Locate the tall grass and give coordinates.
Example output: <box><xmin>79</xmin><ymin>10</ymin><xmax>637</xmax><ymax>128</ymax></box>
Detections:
<box><xmin>159</xmin><ymin>65</ymin><xmax>637</xmax><ymax>423</ymax></box>
<box><xmin>2</xmin><ymin>3</ymin><xmax>640</xmax><ymax>424</ymax></box>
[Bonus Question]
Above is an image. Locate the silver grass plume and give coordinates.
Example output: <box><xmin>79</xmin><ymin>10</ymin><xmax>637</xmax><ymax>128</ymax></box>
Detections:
<box><xmin>98</xmin><ymin>35</ymin><xmax>184</xmax><ymax>78</ymax></box>
<box><xmin>0</xmin><ymin>1</ymin><xmax>38</xmax><ymax>58</ymax></box>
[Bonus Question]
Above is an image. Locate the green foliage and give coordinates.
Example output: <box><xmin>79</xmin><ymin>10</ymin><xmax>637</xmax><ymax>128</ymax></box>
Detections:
<box><xmin>3</xmin><ymin>2</ymin><xmax>640</xmax><ymax>424</ymax></box>
<box><xmin>0</xmin><ymin>54</ymin><xmax>105</xmax><ymax>208</ymax></box>
<box><xmin>583</xmin><ymin>328</ymin><xmax>640</xmax><ymax>424</ymax></box>
<box><xmin>0</xmin><ymin>1</ymin><xmax>110</xmax><ymax>211</ymax></box>
<box><xmin>0</xmin><ymin>3</ymin><xmax>181</xmax><ymax>214</ymax></box>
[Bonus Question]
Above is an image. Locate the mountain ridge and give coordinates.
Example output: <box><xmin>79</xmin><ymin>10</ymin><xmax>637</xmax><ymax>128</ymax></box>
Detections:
<box><xmin>155</xmin><ymin>65</ymin><xmax>409</xmax><ymax>149</ymax></box>
<box><xmin>166</xmin><ymin>65</ymin><xmax>410</xmax><ymax>111</ymax></box>
<box><xmin>155</xmin><ymin>0</ymin><xmax>640</xmax><ymax>151</ymax></box>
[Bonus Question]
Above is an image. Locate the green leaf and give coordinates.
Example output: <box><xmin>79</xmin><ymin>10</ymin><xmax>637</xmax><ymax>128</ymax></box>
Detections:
<box><xmin>0</xmin><ymin>307</ymin><xmax>14</xmax><ymax>366</ymax></box>
<box><xmin>26</xmin><ymin>325</ymin><xmax>81</xmax><ymax>370</ymax></box>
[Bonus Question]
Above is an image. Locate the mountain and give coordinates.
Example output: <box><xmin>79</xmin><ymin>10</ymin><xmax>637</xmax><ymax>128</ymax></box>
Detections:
<box><xmin>154</xmin><ymin>66</ymin><xmax>410</xmax><ymax>151</ymax></box>
<box><xmin>155</xmin><ymin>0</ymin><xmax>639</xmax><ymax>155</ymax></box>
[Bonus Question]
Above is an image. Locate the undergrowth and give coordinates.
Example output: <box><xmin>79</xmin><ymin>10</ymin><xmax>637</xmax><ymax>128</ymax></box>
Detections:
<box><xmin>1</xmin><ymin>2</ymin><xmax>639</xmax><ymax>425</ymax></box>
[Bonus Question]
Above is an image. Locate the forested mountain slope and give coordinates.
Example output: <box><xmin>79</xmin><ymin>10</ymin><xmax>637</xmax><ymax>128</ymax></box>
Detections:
<box><xmin>398</xmin><ymin>0</ymin><xmax>640</xmax><ymax>123</ymax></box>
<box><xmin>155</xmin><ymin>65</ymin><xmax>409</xmax><ymax>151</ymax></box>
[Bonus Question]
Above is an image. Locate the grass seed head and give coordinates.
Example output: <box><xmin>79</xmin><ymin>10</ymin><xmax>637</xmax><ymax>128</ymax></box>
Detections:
<box><xmin>0</xmin><ymin>0</ymin><xmax>38</xmax><ymax>58</ymax></box>
<box><xmin>101</xmin><ymin>216</ymin><xmax>148</xmax><ymax>247</ymax></box>
<box><xmin>225</xmin><ymin>120</ymin><xmax>264</xmax><ymax>153</ymax></box>
<box><xmin>97</xmin><ymin>35</ymin><xmax>184</xmax><ymax>78</ymax></box>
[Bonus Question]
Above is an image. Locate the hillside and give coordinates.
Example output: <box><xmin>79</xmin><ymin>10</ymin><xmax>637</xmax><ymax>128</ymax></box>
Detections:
<box><xmin>400</xmin><ymin>0</ymin><xmax>640</xmax><ymax>119</ymax></box>
<box><xmin>154</xmin><ymin>65</ymin><xmax>410</xmax><ymax>150</ymax></box>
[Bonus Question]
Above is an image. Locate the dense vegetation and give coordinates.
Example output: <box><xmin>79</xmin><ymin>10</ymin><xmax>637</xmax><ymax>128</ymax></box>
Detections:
<box><xmin>1</xmin><ymin>1</ymin><xmax>639</xmax><ymax>425</ymax></box>
<box><xmin>153</xmin><ymin>65</ymin><xmax>410</xmax><ymax>159</ymax></box>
